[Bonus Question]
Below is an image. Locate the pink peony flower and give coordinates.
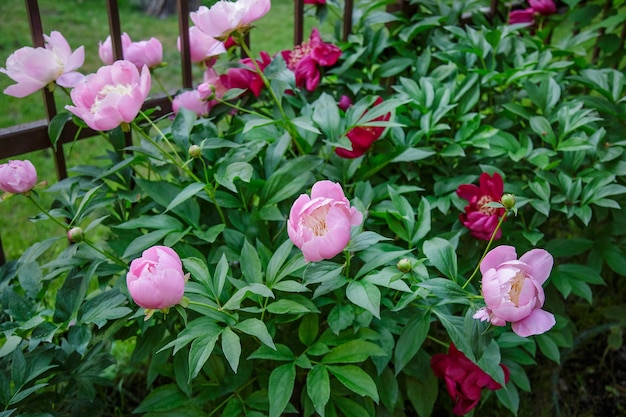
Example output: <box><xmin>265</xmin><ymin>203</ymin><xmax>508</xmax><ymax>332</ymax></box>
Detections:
<box><xmin>65</xmin><ymin>60</ymin><xmax>151</xmax><ymax>131</ymax></box>
<box><xmin>190</xmin><ymin>0</ymin><xmax>271</xmax><ymax>40</ymax></box>
<box><xmin>509</xmin><ymin>8</ymin><xmax>536</xmax><ymax>24</ymax></box>
<box><xmin>126</xmin><ymin>246</ymin><xmax>186</xmax><ymax>310</ymax></box>
<box><xmin>335</xmin><ymin>97</ymin><xmax>390</xmax><ymax>159</ymax></box>
<box><xmin>98</xmin><ymin>33</ymin><xmax>132</xmax><ymax>65</ymax></box>
<box><xmin>281</xmin><ymin>28</ymin><xmax>341</xmax><ymax>92</ymax></box>
<box><xmin>99</xmin><ymin>33</ymin><xmax>163</xmax><ymax>69</ymax></box>
<box><xmin>457</xmin><ymin>172</ymin><xmax>505</xmax><ymax>241</ymax></box>
<box><xmin>198</xmin><ymin>68</ymin><xmax>229</xmax><ymax>101</ymax></box>
<box><xmin>178</xmin><ymin>26</ymin><xmax>226</xmax><ymax>64</ymax></box>
<box><xmin>0</xmin><ymin>160</ymin><xmax>38</xmax><ymax>194</ymax></box>
<box><xmin>1</xmin><ymin>31</ymin><xmax>85</xmax><ymax>98</ymax></box>
<box><xmin>172</xmin><ymin>89</ymin><xmax>211</xmax><ymax>117</ymax></box>
<box><xmin>220</xmin><ymin>51</ymin><xmax>272</xmax><ymax>97</ymax></box>
<box><xmin>473</xmin><ymin>245</ymin><xmax>556</xmax><ymax>337</ymax></box>
<box><xmin>431</xmin><ymin>344</ymin><xmax>509</xmax><ymax>416</ymax></box>
<box><xmin>529</xmin><ymin>0</ymin><xmax>556</xmax><ymax>14</ymax></box>
<box><xmin>287</xmin><ymin>180</ymin><xmax>363</xmax><ymax>262</ymax></box>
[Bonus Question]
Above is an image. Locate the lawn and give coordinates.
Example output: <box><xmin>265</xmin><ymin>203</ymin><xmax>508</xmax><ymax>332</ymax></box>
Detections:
<box><xmin>0</xmin><ymin>0</ymin><xmax>317</xmax><ymax>260</ymax></box>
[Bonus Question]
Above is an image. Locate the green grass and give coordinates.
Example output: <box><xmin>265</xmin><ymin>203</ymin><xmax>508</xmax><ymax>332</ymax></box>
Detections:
<box><xmin>0</xmin><ymin>0</ymin><xmax>319</xmax><ymax>261</ymax></box>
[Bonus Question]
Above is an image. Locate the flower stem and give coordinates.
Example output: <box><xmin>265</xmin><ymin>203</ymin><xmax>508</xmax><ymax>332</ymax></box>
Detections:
<box><xmin>151</xmin><ymin>70</ymin><xmax>173</xmax><ymax>102</ymax></box>
<box><xmin>461</xmin><ymin>211</ymin><xmax>509</xmax><ymax>290</ymax></box>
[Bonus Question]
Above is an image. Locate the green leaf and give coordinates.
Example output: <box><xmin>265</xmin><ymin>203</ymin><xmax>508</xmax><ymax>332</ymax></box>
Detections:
<box><xmin>346</xmin><ymin>280</ymin><xmax>381</xmax><ymax>318</ymax></box>
<box><xmin>322</xmin><ymin>339</ymin><xmax>384</xmax><ymax>364</ymax></box>
<box><xmin>268</xmin><ymin>363</ymin><xmax>296</xmax><ymax>417</ymax></box>
<box><xmin>496</xmin><ymin>382</ymin><xmax>520</xmax><ymax>416</ymax></box>
<box><xmin>234</xmin><ymin>318</ymin><xmax>276</xmax><ymax>349</ymax></box>
<box><xmin>133</xmin><ymin>384</ymin><xmax>187</xmax><ymax>413</ymax></box>
<box><xmin>536</xmin><ymin>334</ymin><xmax>560</xmax><ymax>364</ymax></box>
<box><xmin>122</xmin><ymin>229</ymin><xmax>171</xmax><ymax>259</ymax></box>
<box><xmin>422</xmin><ymin>238</ymin><xmax>458</xmax><ymax>281</ymax></box>
<box><xmin>476</xmin><ymin>339</ymin><xmax>507</xmax><ymax>386</ymax></box>
<box><xmin>327</xmin><ymin>365</ymin><xmax>379</xmax><ymax>403</ymax></box>
<box><xmin>266</xmin><ymin>299</ymin><xmax>315</xmax><ymax>314</ymax></box>
<box><xmin>307</xmin><ymin>365</ymin><xmax>330</xmax><ymax>417</ymax></box>
<box><xmin>215</xmin><ymin>162</ymin><xmax>253</xmax><ymax>193</ymax></box>
<box><xmin>11</xmin><ymin>349</ymin><xmax>26</xmax><ymax>388</ymax></box>
<box><xmin>248</xmin><ymin>344</ymin><xmax>294</xmax><ymax>361</ymax></box>
<box><xmin>347</xmin><ymin>231</ymin><xmax>391</xmax><ymax>252</ymax></box>
<box><xmin>115</xmin><ymin>214</ymin><xmax>183</xmax><ymax>231</ymax></box>
<box><xmin>78</xmin><ymin>289</ymin><xmax>131</xmax><ymax>329</ymax></box>
<box><xmin>221</xmin><ymin>327</ymin><xmax>241</xmax><ymax>373</ymax></box>
<box><xmin>313</xmin><ymin>93</ymin><xmax>341</xmax><ymax>140</ymax></box>
<box><xmin>48</xmin><ymin>111</ymin><xmax>72</xmax><ymax>151</ymax></box>
<box><xmin>529</xmin><ymin>116</ymin><xmax>556</xmax><ymax>147</ymax></box>
<box><xmin>188</xmin><ymin>332</ymin><xmax>220</xmax><ymax>380</ymax></box>
<box><xmin>260</xmin><ymin>155</ymin><xmax>321</xmax><ymax>205</ymax></box>
<box><xmin>182</xmin><ymin>257</ymin><xmax>212</xmax><ymax>290</ymax></box>
<box><xmin>171</xmin><ymin>107</ymin><xmax>196</xmax><ymax>149</ymax></box>
<box><xmin>165</xmin><ymin>182</ymin><xmax>205</xmax><ymax>213</ymax></box>
<box><xmin>222</xmin><ymin>283</ymin><xmax>274</xmax><ymax>311</ymax></box>
<box><xmin>394</xmin><ymin>311</ymin><xmax>431</xmax><ymax>374</ymax></box>
<box><xmin>298</xmin><ymin>314</ymin><xmax>319</xmax><ymax>347</ymax></box>
<box><xmin>328</xmin><ymin>304</ymin><xmax>355</xmax><ymax>335</ymax></box>
<box><xmin>241</xmin><ymin>239</ymin><xmax>263</xmax><ymax>284</ymax></box>
<box><xmin>266</xmin><ymin>239</ymin><xmax>294</xmax><ymax>285</ymax></box>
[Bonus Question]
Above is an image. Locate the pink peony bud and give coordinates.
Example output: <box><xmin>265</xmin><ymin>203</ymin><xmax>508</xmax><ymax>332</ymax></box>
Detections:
<box><xmin>98</xmin><ymin>33</ymin><xmax>132</xmax><ymax>65</ymax></box>
<box><xmin>338</xmin><ymin>95</ymin><xmax>352</xmax><ymax>111</ymax></box>
<box><xmin>65</xmin><ymin>60</ymin><xmax>151</xmax><ymax>131</ymax></box>
<box><xmin>529</xmin><ymin>0</ymin><xmax>556</xmax><ymax>15</ymax></box>
<box><xmin>473</xmin><ymin>245</ymin><xmax>556</xmax><ymax>337</ymax></box>
<box><xmin>0</xmin><ymin>160</ymin><xmax>38</xmax><ymax>194</ymax></box>
<box><xmin>509</xmin><ymin>8</ymin><xmax>535</xmax><ymax>25</ymax></box>
<box><xmin>99</xmin><ymin>33</ymin><xmax>163</xmax><ymax>69</ymax></box>
<box><xmin>126</xmin><ymin>246</ymin><xmax>186</xmax><ymax>310</ymax></box>
<box><xmin>287</xmin><ymin>180</ymin><xmax>363</xmax><ymax>262</ymax></box>
<box><xmin>178</xmin><ymin>26</ymin><xmax>226</xmax><ymax>64</ymax></box>
<box><xmin>1</xmin><ymin>31</ymin><xmax>85</xmax><ymax>98</ymax></box>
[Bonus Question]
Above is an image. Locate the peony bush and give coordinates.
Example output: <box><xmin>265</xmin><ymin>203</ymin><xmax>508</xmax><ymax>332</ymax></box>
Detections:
<box><xmin>1</xmin><ymin>0</ymin><xmax>625</xmax><ymax>416</ymax></box>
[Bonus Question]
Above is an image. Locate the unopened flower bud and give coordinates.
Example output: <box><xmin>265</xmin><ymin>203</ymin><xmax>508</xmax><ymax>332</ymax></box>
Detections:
<box><xmin>189</xmin><ymin>145</ymin><xmax>202</xmax><ymax>158</ymax></box>
<box><xmin>501</xmin><ymin>193</ymin><xmax>516</xmax><ymax>210</ymax></box>
<box><xmin>67</xmin><ymin>227</ymin><xmax>83</xmax><ymax>243</ymax></box>
<box><xmin>397</xmin><ymin>258</ymin><xmax>412</xmax><ymax>273</ymax></box>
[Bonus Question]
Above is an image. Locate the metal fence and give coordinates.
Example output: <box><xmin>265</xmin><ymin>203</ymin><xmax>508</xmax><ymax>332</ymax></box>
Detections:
<box><xmin>0</xmin><ymin>0</ymin><xmax>504</xmax><ymax>265</ymax></box>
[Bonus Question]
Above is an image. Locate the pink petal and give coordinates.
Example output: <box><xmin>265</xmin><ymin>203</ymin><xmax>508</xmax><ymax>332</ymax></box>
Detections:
<box><xmin>480</xmin><ymin>245</ymin><xmax>516</xmax><ymax>275</ymax></box>
<box><xmin>511</xmin><ymin>309</ymin><xmax>556</xmax><ymax>337</ymax></box>
<box><xmin>519</xmin><ymin>249</ymin><xmax>553</xmax><ymax>285</ymax></box>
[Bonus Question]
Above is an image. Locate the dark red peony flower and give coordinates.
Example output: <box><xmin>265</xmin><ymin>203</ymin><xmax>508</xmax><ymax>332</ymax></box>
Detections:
<box><xmin>281</xmin><ymin>28</ymin><xmax>341</xmax><ymax>92</ymax></box>
<box><xmin>335</xmin><ymin>97</ymin><xmax>390</xmax><ymax>159</ymax></box>
<box><xmin>220</xmin><ymin>51</ymin><xmax>272</xmax><ymax>97</ymax></box>
<box><xmin>457</xmin><ymin>172</ymin><xmax>505</xmax><ymax>241</ymax></box>
<box><xmin>431</xmin><ymin>344</ymin><xmax>509</xmax><ymax>416</ymax></box>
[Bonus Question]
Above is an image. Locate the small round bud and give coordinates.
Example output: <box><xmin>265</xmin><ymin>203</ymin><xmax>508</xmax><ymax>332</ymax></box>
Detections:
<box><xmin>397</xmin><ymin>258</ymin><xmax>412</xmax><ymax>273</ymax></box>
<box><xmin>67</xmin><ymin>227</ymin><xmax>84</xmax><ymax>243</ymax></box>
<box><xmin>188</xmin><ymin>145</ymin><xmax>202</xmax><ymax>158</ymax></box>
<box><xmin>501</xmin><ymin>193</ymin><xmax>516</xmax><ymax>210</ymax></box>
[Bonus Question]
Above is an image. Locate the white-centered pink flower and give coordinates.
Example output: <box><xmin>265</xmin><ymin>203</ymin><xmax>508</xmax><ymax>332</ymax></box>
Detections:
<box><xmin>65</xmin><ymin>60</ymin><xmax>151</xmax><ymax>131</ymax></box>
<box><xmin>126</xmin><ymin>246</ymin><xmax>186</xmax><ymax>310</ymax></box>
<box><xmin>288</xmin><ymin>180</ymin><xmax>363</xmax><ymax>262</ymax></box>
<box><xmin>0</xmin><ymin>160</ymin><xmax>38</xmax><ymax>194</ymax></box>
<box><xmin>190</xmin><ymin>0</ymin><xmax>271</xmax><ymax>40</ymax></box>
<box><xmin>178</xmin><ymin>26</ymin><xmax>227</xmax><ymax>64</ymax></box>
<box><xmin>99</xmin><ymin>33</ymin><xmax>163</xmax><ymax>69</ymax></box>
<box><xmin>473</xmin><ymin>245</ymin><xmax>556</xmax><ymax>337</ymax></box>
<box><xmin>0</xmin><ymin>31</ymin><xmax>84</xmax><ymax>98</ymax></box>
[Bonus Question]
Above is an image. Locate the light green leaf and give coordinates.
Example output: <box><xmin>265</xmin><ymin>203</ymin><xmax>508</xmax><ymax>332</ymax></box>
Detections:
<box><xmin>422</xmin><ymin>238</ymin><xmax>458</xmax><ymax>281</ymax></box>
<box><xmin>327</xmin><ymin>365</ymin><xmax>379</xmax><ymax>403</ymax></box>
<box><xmin>221</xmin><ymin>327</ymin><xmax>241</xmax><ymax>373</ymax></box>
<box><xmin>307</xmin><ymin>365</ymin><xmax>330</xmax><ymax>417</ymax></box>
<box><xmin>268</xmin><ymin>363</ymin><xmax>296</xmax><ymax>417</ymax></box>
<box><xmin>165</xmin><ymin>182</ymin><xmax>205</xmax><ymax>213</ymax></box>
<box><xmin>234</xmin><ymin>318</ymin><xmax>276</xmax><ymax>349</ymax></box>
<box><xmin>346</xmin><ymin>280</ymin><xmax>381</xmax><ymax>318</ymax></box>
<box><xmin>322</xmin><ymin>340</ymin><xmax>384</xmax><ymax>364</ymax></box>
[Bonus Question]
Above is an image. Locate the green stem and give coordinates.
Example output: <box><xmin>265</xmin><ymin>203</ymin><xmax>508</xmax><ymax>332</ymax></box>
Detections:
<box><xmin>83</xmin><ymin>237</ymin><xmax>126</xmax><ymax>267</ymax></box>
<box><xmin>133</xmin><ymin>114</ymin><xmax>228</xmax><ymax>226</ymax></box>
<box><xmin>427</xmin><ymin>335</ymin><xmax>450</xmax><ymax>348</ymax></box>
<box><xmin>462</xmin><ymin>211</ymin><xmax>509</xmax><ymax>290</ymax></box>
<box><xmin>188</xmin><ymin>300</ymin><xmax>237</xmax><ymax>320</ymax></box>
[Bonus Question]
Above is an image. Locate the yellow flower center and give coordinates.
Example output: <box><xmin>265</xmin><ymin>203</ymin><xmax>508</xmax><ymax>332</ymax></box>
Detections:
<box><xmin>509</xmin><ymin>271</ymin><xmax>526</xmax><ymax>306</ymax></box>
<box><xmin>477</xmin><ymin>195</ymin><xmax>497</xmax><ymax>215</ymax></box>
<box><xmin>287</xmin><ymin>42</ymin><xmax>313</xmax><ymax>69</ymax></box>
<box><xmin>303</xmin><ymin>205</ymin><xmax>330</xmax><ymax>236</ymax></box>
<box><xmin>90</xmin><ymin>83</ymin><xmax>134</xmax><ymax>114</ymax></box>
